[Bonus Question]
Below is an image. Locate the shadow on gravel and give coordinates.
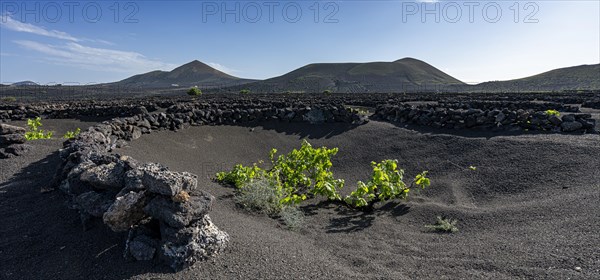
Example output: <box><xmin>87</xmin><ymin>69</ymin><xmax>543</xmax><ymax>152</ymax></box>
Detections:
<box><xmin>301</xmin><ymin>200</ymin><xmax>410</xmax><ymax>233</ymax></box>
<box><xmin>300</xmin><ymin>200</ymin><xmax>341</xmax><ymax>217</ymax></box>
<box><xmin>326</xmin><ymin>210</ymin><xmax>376</xmax><ymax>233</ymax></box>
<box><xmin>0</xmin><ymin>152</ymin><xmax>62</xmax><ymax>189</ymax></box>
<box><xmin>0</xmin><ymin>152</ymin><xmax>170</xmax><ymax>279</ymax></box>
<box><xmin>237</xmin><ymin>120</ymin><xmax>362</xmax><ymax>139</ymax></box>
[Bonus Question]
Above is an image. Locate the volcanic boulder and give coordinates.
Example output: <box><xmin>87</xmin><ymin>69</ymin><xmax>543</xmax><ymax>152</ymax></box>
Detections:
<box><xmin>0</xmin><ymin>124</ymin><xmax>30</xmax><ymax>158</ymax></box>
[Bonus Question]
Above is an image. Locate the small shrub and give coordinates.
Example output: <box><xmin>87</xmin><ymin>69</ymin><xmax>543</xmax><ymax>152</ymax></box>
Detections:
<box><xmin>232</xmin><ymin>176</ymin><xmax>305</xmax><ymax>230</ymax></box>
<box><xmin>345</xmin><ymin>160</ymin><xmax>430</xmax><ymax>209</ymax></box>
<box><xmin>240</xmin><ymin>89</ymin><xmax>250</xmax><ymax>94</ymax></box>
<box><xmin>216</xmin><ymin>163</ymin><xmax>265</xmax><ymax>189</ymax></box>
<box><xmin>234</xmin><ymin>176</ymin><xmax>285</xmax><ymax>215</ymax></box>
<box><xmin>62</xmin><ymin>128</ymin><xmax>81</xmax><ymax>139</ymax></box>
<box><xmin>1</xmin><ymin>96</ymin><xmax>16</xmax><ymax>102</ymax></box>
<box><xmin>545</xmin><ymin>109</ymin><xmax>560</xmax><ymax>117</ymax></box>
<box><xmin>187</xmin><ymin>87</ymin><xmax>202</xmax><ymax>96</ymax></box>
<box><xmin>425</xmin><ymin>216</ymin><xmax>459</xmax><ymax>233</ymax></box>
<box><xmin>270</xmin><ymin>140</ymin><xmax>344</xmax><ymax>203</ymax></box>
<box><xmin>24</xmin><ymin>117</ymin><xmax>53</xmax><ymax>140</ymax></box>
<box><xmin>279</xmin><ymin>206</ymin><xmax>305</xmax><ymax>230</ymax></box>
<box><xmin>355</xmin><ymin>108</ymin><xmax>369</xmax><ymax>116</ymax></box>
<box><xmin>323</xmin><ymin>90</ymin><xmax>332</xmax><ymax>94</ymax></box>
<box><xmin>216</xmin><ymin>140</ymin><xmax>344</xmax><ymax>207</ymax></box>
<box><xmin>346</xmin><ymin>106</ymin><xmax>370</xmax><ymax>116</ymax></box>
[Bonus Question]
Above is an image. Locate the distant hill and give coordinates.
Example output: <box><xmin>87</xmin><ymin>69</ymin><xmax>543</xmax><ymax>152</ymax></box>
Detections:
<box><xmin>8</xmin><ymin>59</ymin><xmax>597</xmax><ymax>93</ymax></box>
<box><xmin>469</xmin><ymin>64</ymin><xmax>600</xmax><ymax>92</ymax></box>
<box><xmin>229</xmin><ymin>58</ymin><xmax>465</xmax><ymax>93</ymax></box>
<box><xmin>12</xmin><ymin>81</ymin><xmax>39</xmax><ymax>86</ymax></box>
<box><xmin>111</xmin><ymin>60</ymin><xmax>257</xmax><ymax>88</ymax></box>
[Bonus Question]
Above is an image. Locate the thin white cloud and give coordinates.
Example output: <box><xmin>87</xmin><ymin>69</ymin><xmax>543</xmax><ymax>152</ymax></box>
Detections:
<box><xmin>207</xmin><ymin>62</ymin><xmax>239</xmax><ymax>75</ymax></box>
<box><xmin>89</xmin><ymin>39</ymin><xmax>115</xmax><ymax>46</ymax></box>
<box><xmin>0</xmin><ymin>15</ymin><xmax>80</xmax><ymax>41</ymax></box>
<box><xmin>14</xmin><ymin>40</ymin><xmax>176</xmax><ymax>73</ymax></box>
<box><xmin>1</xmin><ymin>15</ymin><xmax>114</xmax><ymax>45</ymax></box>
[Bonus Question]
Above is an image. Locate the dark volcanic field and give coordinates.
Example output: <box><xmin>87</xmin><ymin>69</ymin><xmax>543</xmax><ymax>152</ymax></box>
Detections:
<box><xmin>1</xmin><ymin>92</ymin><xmax>599</xmax><ymax>279</ymax></box>
<box><xmin>1</xmin><ymin>85</ymin><xmax>599</xmax><ymax>104</ymax></box>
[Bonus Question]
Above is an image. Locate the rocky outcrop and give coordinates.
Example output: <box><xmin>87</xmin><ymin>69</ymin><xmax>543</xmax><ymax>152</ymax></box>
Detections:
<box><xmin>53</xmin><ymin>118</ymin><xmax>229</xmax><ymax>271</ymax></box>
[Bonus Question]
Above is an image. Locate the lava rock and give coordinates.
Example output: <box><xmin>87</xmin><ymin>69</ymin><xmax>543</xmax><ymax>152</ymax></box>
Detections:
<box><xmin>132</xmin><ymin>106</ymin><xmax>149</xmax><ymax>115</ymax></box>
<box><xmin>159</xmin><ymin>216</ymin><xmax>229</xmax><ymax>271</ymax></box>
<box><xmin>495</xmin><ymin>112</ymin><xmax>506</xmax><ymax>123</ymax></box>
<box><xmin>0</xmin><ymin>124</ymin><xmax>26</xmax><ymax>135</ymax></box>
<box><xmin>75</xmin><ymin>191</ymin><xmax>115</xmax><ymax>218</ymax></box>
<box><xmin>128</xmin><ymin>235</ymin><xmax>158</xmax><ymax>261</ymax></box>
<box><xmin>141</xmin><ymin>163</ymin><xmax>198</xmax><ymax>196</ymax></box>
<box><xmin>126</xmin><ymin>126</ymin><xmax>142</xmax><ymax>140</ymax></box>
<box><xmin>58</xmin><ymin>161</ymin><xmax>96</xmax><ymax>195</ymax></box>
<box><xmin>1</xmin><ymin>144</ymin><xmax>32</xmax><ymax>157</ymax></box>
<box><xmin>103</xmin><ymin>191</ymin><xmax>149</xmax><ymax>232</ymax></box>
<box><xmin>144</xmin><ymin>192</ymin><xmax>214</xmax><ymax>228</ymax></box>
<box><xmin>303</xmin><ymin>109</ymin><xmax>326</xmax><ymax>124</ymax></box>
<box><xmin>578</xmin><ymin>119</ymin><xmax>596</xmax><ymax>129</ymax></box>
<box><xmin>562</xmin><ymin>114</ymin><xmax>576</xmax><ymax>122</ymax></box>
<box><xmin>548</xmin><ymin>115</ymin><xmax>562</xmax><ymax>126</ymax></box>
<box><xmin>561</xmin><ymin>121</ymin><xmax>583</xmax><ymax>132</ymax></box>
<box><xmin>116</xmin><ymin>169</ymin><xmax>145</xmax><ymax>197</ymax></box>
<box><xmin>137</xmin><ymin>119</ymin><xmax>152</xmax><ymax>130</ymax></box>
<box><xmin>0</xmin><ymin>133</ymin><xmax>26</xmax><ymax>145</ymax></box>
<box><xmin>79</xmin><ymin>162</ymin><xmax>126</xmax><ymax>190</ymax></box>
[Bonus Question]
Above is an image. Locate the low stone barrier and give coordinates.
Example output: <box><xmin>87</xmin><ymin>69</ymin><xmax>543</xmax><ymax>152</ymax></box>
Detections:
<box><xmin>0</xmin><ymin>102</ymin><xmax>157</xmax><ymax>121</ymax></box>
<box><xmin>374</xmin><ymin>104</ymin><xmax>597</xmax><ymax>133</ymax></box>
<box><xmin>582</xmin><ymin>100</ymin><xmax>600</xmax><ymax>110</ymax></box>
<box><xmin>437</xmin><ymin>101</ymin><xmax>580</xmax><ymax>113</ymax></box>
<box><xmin>0</xmin><ymin>99</ymin><xmax>367</xmax><ymax>126</ymax></box>
<box><xmin>0</xmin><ymin>124</ymin><xmax>31</xmax><ymax>158</ymax></box>
<box><xmin>53</xmin><ymin>119</ymin><xmax>229</xmax><ymax>271</ymax></box>
<box><xmin>164</xmin><ymin>102</ymin><xmax>366</xmax><ymax>127</ymax></box>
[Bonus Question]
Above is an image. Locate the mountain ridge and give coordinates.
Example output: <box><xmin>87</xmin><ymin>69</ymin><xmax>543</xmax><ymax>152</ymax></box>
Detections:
<box><xmin>11</xmin><ymin>81</ymin><xmax>39</xmax><ymax>86</ymax></box>
<box><xmin>231</xmin><ymin>57</ymin><xmax>465</xmax><ymax>93</ymax></box>
<box><xmin>110</xmin><ymin>60</ymin><xmax>257</xmax><ymax>88</ymax></box>
<box><xmin>468</xmin><ymin>63</ymin><xmax>600</xmax><ymax>92</ymax></box>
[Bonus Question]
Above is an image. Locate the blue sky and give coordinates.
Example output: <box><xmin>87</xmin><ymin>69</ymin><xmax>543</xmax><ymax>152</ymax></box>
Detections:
<box><xmin>1</xmin><ymin>1</ymin><xmax>598</xmax><ymax>84</ymax></box>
